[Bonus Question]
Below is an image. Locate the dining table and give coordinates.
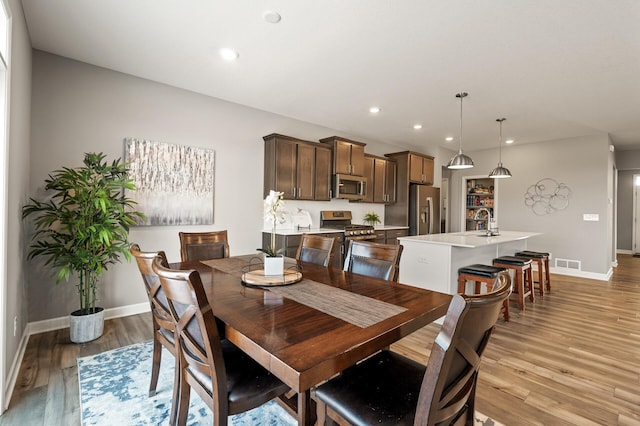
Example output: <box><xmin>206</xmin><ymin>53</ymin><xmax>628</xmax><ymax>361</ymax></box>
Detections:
<box><xmin>170</xmin><ymin>254</ymin><xmax>452</xmax><ymax>425</ymax></box>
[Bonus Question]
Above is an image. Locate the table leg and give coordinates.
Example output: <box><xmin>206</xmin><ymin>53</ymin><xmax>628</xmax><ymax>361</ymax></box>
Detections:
<box><xmin>297</xmin><ymin>390</ymin><xmax>313</xmax><ymax>425</ymax></box>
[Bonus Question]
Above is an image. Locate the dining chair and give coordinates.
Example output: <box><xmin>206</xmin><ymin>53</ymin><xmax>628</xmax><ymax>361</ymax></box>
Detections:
<box><xmin>314</xmin><ymin>274</ymin><xmax>511</xmax><ymax>426</ymax></box>
<box><xmin>130</xmin><ymin>244</ymin><xmax>180</xmax><ymax>424</ymax></box>
<box><xmin>152</xmin><ymin>258</ymin><xmax>289</xmax><ymax>426</ymax></box>
<box><xmin>178</xmin><ymin>230</ymin><xmax>230</xmax><ymax>262</ymax></box>
<box><xmin>295</xmin><ymin>234</ymin><xmax>335</xmax><ymax>267</ymax></box>
<box><xmin>343</xmin><ymin>240</ymin><xmax>404</xmax><ymax>282</ymax></box>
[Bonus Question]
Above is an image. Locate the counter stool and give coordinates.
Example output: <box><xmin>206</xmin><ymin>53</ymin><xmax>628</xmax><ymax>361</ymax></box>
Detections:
<box><xmin>516</xmin><ymin>250</ymin><xmax>551</xmax><ymax>296</ymax></box>
<box><xmin>458</xmin><ymin>264</ymin><xmax>510</xmax><ymax>321</ymax></box>
<box><xmin>493</xmin><ymin>256</ymin><xmax>534</xmax><ymax>311</ymax></box>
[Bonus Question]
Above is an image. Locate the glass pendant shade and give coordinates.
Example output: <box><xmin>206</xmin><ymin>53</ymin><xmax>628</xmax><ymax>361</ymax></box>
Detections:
<box><xmin>448</xmin><ymin>92</ymin><xmax>474</xmax><ymax>169</ymax></box>
<box><xmin>489</xmin><ymin>117</ymin><xmax>512</xmax><ymax>179</ymax></box>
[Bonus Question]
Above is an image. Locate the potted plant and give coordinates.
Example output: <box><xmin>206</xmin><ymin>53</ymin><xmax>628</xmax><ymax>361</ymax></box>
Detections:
<box><xmin>257</xmin><ymin>190</ymin><xmax>286</xmax><ymax>275</ymax></box>
<box><xmin>22</xmin><ymin>152</ymin><xmax>144</xmax><ymax>343</ymax></box>
<box><xmin>363</xmin><ymin>212</ymin><xmax>381</xmax><ymax>226</ymax></box>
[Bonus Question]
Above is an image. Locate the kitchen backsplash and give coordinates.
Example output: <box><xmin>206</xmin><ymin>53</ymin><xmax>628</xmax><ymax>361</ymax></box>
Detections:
<box><xmin>263</xmin><ymin>199</ymin><xmax>386</xmax><ymax>230</ymax></box>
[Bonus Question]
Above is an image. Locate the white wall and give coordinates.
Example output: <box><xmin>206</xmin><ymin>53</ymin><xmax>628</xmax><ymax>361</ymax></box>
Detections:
<box><xmin>449</xmin><ymin>134</ymin><xmax>612</xmax><ymax>276</ymax></box>
<box><xmin>28</xmin><ymin>51</ymin><xmax>409</xmax><ymax>322</ymax></box>
<box><xmin>5</xmin><ymin>0</ymin><xmax>32</xmax><ymax>391</ymax></box>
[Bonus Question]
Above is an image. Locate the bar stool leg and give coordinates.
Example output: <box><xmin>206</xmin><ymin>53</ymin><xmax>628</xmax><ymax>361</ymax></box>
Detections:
<box><xmin>526</xmin><ymin>266</ymin><xmax>535</xmax><ymax>303</ymax></box>
<box><xmin>544</xmin><ymin>257</ymin><xmax>551</xmax><ymax>291</ymax></box>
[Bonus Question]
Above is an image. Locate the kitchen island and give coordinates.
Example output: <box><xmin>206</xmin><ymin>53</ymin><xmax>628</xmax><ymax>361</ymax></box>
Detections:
<box><xmin>398</xmin><ymin>230</ymin><xmax>541</xmax><ymax>295</ymax></box>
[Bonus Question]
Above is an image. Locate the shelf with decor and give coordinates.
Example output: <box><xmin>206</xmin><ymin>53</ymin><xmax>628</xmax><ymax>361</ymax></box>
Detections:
<box><xmin>463</xmin><ymin>177</ymin><xmax>496</xmax><ymax>231</ymax></box>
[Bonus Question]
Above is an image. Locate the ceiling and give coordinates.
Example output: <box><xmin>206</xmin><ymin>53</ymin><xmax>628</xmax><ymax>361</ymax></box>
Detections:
<box><xmin>19</xmin><ymin>0</ymin><xmax>640</xmax><ymax>153</ymax></box>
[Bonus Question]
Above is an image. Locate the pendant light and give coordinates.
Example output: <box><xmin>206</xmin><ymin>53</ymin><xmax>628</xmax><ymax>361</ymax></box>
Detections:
<box><xmin>448</xmin><ymin>92</ymin><xmax>474</xmax><ymax>169</ymax></box>
<box><xmin>488</xmin><ymin>118</ymin><xmax>512</xmax><ymax>179</ymax></box>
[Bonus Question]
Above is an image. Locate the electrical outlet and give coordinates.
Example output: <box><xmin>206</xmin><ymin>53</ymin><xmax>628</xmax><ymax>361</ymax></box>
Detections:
<box><xmin>583</xmin><ymin>214</ymin><xmax>599</xmax><ymax>221</ymax></box>
<box><xmin>13</xmin><ymin>316</ymin><xmax>17</xmax><ymax>337</ymax></box>
<box><xmin>417</xmin><ymin>256</ymin><xmax>429</xmax><ymax>264</ymax></box>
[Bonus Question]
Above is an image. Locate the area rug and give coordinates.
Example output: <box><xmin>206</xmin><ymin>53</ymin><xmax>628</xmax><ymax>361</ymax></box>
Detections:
<box><xmin>78</xmin><ymin>341</ymin><xmax>503</xmax><ymax>425</ymax></box>
<box><xmin>77</xmin><ymin>341</ymin><xmax>297</xmax><ymax>425</ymax></box>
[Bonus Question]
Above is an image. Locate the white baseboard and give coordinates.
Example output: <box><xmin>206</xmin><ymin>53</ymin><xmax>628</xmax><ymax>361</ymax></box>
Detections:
<box><xmin>3</xmin><ymin>327</ymin><xmax>29</xmax><ymax>411</ymax></box>
<box><xmin>27</xmin><ymin>302</ymin><xmax>150</xmax><ymax>335</ymax></box>
<box><xmin>617</xmin><ymin>249</ymin><xmax>634</xmax><ymax>255</ymax></box>
<box><xmin>549</xmin><ymin>267</ymin><xmax>612</xmax><ymax>281</ymax></box>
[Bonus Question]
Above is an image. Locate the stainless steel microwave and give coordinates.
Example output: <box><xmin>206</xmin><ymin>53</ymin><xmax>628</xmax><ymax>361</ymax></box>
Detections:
<box><xmin>333</xmin><ymin>174</ymin><xmax>367</xmax><ymax>200</ymax></box>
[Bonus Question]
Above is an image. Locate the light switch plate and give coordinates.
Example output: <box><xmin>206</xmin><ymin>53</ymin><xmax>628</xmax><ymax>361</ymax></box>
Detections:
<box><xmin>583</xmin><ymin>214</ymin><xmax>599</xmax><ymax>221</ymax></box>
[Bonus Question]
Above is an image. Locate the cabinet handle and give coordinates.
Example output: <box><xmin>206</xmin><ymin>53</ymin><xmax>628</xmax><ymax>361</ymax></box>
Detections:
<box><xmin>293</xmin><ymin>187</ymin><xmax>296</xmax><ymax>197</ymax></box>
<box><xmin>329</xmin><ymin>189</ymin><xmax>333</xmax><ymax>198</ymax></box>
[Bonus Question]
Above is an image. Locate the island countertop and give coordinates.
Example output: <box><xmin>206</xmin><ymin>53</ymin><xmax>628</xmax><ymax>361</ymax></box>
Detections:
<box><xmin>398</xmin><ymin>230</ymin><xmax>541</xmax><ymax>248</ymax></box>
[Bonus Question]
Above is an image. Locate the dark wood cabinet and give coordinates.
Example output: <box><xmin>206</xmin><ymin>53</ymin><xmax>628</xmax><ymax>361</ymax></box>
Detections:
<box><xmin>320</xmin><ymin>136</ymin><xmax>366</xmax><ymax>177</ymax></box>
<box><xmin>315</xmin><ymin>146</ymin><xmax>332</xmax><ymax>201</ymax></box>
<box><xmin>409</xmin><ymin>153</ymin><xmax>434</xmax><ymax>185</ymax></box>
<box><xmin>364</xmin><ymin>154</ymin><xmax>397</xmax><ymax>204</ymax></box>
<box><xmin>263</xmin><ymin>133</ymin><xmax>331</xmax><ymax>201</ymax></box>
<box><xmin>262</xmin><ymin>232</ymin><xmax>344</xmax><ymax>269</ymax></box>
<box><xmin>385</xmin><ymin>228</ymin><xmax>408</xmax><ymax>244</ymax></box>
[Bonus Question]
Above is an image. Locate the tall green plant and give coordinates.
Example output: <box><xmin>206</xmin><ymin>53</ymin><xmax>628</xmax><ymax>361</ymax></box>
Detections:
<box><xmin>22</xmin><ymin>152</ymin><xmax>145</xmax><ymax>315</ymax></box>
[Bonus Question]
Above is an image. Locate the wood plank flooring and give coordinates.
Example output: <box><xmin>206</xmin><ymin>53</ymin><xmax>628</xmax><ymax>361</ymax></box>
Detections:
<box><xmin>393</xmin><ymin>254</ymin><xmax>640</xmax><ymax>426</ymax></box>
<box><xmin>3</xmin><ymin>254</ymin><xmax>640</xmax><ymax>425</ymax></box>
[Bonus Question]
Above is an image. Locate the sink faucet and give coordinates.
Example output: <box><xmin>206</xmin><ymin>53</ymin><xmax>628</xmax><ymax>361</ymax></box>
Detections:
<box><xmin>474</xmin><ymin>208</ymin><xmax>495</xmax><ymax>236</ymax></box>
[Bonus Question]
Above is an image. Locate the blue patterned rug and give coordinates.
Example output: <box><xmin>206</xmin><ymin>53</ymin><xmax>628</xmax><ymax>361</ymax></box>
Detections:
<box><xmin>77</xmin><ymin>341</ymin><xmax>297</xmax><ymax>425</ymax></box>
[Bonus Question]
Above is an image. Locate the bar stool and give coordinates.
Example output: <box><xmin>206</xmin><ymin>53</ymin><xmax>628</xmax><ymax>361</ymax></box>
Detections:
<box><xmin>458</xmin><ymin>264</ymin><xmax>510</xmax><ymax>321</ymax></box>
<box><xmin>516</xmin><ymin>250</ymin><xmax>551</xmax><ymax>296</ymax></box>
<box><xmin>493</xmin><ymin>256</ymin><xmax>534</xmax><ymax>311</ymax></box>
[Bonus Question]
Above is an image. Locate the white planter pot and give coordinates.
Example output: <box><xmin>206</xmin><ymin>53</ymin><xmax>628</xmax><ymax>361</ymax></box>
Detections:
<box><xmin>69</xmin><ymin>307</ymin><xmax>105</xmax><ymax>343</ymax></box>
<box><xmin>264</xmin><ymin>256</ymin><xmax>284</xmax><ymax>276</ymax></box>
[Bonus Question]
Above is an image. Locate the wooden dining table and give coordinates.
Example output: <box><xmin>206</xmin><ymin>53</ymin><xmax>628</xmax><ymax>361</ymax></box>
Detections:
<box><xmin>170</xmin><ymin>254</ymin><xmax>452</xmax><ymax>425</ymax></box>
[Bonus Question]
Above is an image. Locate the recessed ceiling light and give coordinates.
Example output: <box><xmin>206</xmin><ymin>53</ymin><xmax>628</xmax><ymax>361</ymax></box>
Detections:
<box><xmin>219</xmin><ymin>48</ymin><xmax>239</xmax><ymax>61</ymax></box>
<box><xmin>369</xmin><ymin>106</ymin><xmax>381</xmax><ymax>113</ymax></box>
<box><xmin>413</xmin><ymin>124</ymin><xmax>423</xmax><ymax>130</ymax></box>
<box><xmin>505</xmin><ymin>139</ymin><xmax>514</xmax><ymax>144</ymax></box>
<box><xmin>445</xmin><ymin>137</ymin><xmax>454</xmax><ymax>142</ymax></box>
<box><xmin>263</xmin><ymin>10</ymin><xmax>282</xmax><ymax>24</ymax></box>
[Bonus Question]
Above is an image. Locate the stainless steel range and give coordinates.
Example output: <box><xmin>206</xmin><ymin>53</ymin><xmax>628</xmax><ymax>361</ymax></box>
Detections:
<box><xmin>320</xmin><ymin>211</ymin><xmax>376</xmax><ymax>255</ymax></box>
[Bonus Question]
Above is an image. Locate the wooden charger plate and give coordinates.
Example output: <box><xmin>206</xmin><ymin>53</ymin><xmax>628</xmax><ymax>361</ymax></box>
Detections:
<box><xmin>241</xmin><ymin>269</ymin><xmax>303</xmax><ymax>287</ymax></box>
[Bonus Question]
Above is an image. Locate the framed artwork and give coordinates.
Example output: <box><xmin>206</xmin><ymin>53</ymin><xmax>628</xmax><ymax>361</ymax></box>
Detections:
<box><xmin>124</xmin><ymin>137</ymin><xmax>215</xmax><ymax>226</ymax></box>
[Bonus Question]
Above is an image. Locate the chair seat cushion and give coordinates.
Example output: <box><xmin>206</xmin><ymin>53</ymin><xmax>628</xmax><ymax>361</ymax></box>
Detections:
<box><xmin>494</xmin><ymin>256</ymin><xmax>532</xmax><ymax>266</ymax></box>
<box><xmin>186</xmin><ymin>339</ymin><xmax>288</xmax><ymax>412</ymax></box>
<box><xmin>458</xmin><ymin>264</ymin><xmax>506</xmax><ymax>278</ymax></box>
<box><xmin>515</xmin><ymin>251</ymin><xmax>549</xmax><ymax>259</ymax></box>
<box><xmin>314</xmin><ymin>350</ymin><xmax>424</xmax><ymax>426</ymax></box>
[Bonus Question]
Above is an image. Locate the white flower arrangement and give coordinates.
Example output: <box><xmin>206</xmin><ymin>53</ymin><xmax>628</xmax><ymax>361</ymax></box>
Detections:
<box><xmin>258</xmin><ymin>190</ymin><xmax>286</xmax><ymax>257</ymax></box>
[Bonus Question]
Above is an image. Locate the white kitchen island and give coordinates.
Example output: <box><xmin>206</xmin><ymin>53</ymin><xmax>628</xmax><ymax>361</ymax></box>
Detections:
<box><xmin>398</xmin><ymin>231</ymin><xmax>541</xmax><ymax>296</ymax></box>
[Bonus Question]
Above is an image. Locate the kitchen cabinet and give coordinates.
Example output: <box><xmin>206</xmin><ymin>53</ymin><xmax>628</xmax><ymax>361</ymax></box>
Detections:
<box><xmin>320</xmin><ymin>136</ymin><xmax>366</xmax><ymax>177</ymax></box>
<box><xmin>365</xmin><ymin>155</ymin><xmax>397</xmax><ymax>204</ymax></box>
<box><xmin>409</xmin><ymin>153</ymin><xmax>434</xmax><ymax>185</ymax></box>
<box><xmin>262</xmin><ymin>232</ymin><xmax>344</xmax><ymax>269</ymax></box>
<box><xmin>384</xmin><ymin>151</ymin><xmax>435</xmax><ymax>228</ymax></box>
<box><xmin>385</xmin><ymin>228</ymin><xmax>408</xmax><ymax>244</ymax></box>
<box><xmin>372</xmin><ymin>228</ymin><xmax>408</xmax><ymax>244</ymax></box>
<box><xmin>263</xmin><ymin>133</ymin><xmax>331</xmax><ymax>201</ymax></box>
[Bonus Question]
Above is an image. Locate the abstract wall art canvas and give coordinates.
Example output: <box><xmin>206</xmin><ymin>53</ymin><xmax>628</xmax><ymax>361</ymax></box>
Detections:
<box><xmin>124</xmin><ymin>138</ymin><xmax>215</xmax><ymax>226</ymax></box>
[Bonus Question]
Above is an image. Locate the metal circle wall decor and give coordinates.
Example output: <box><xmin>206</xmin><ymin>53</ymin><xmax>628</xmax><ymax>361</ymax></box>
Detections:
<box><xmin>524</xmin><ymin>178</ymin><xmax>571</xmax><ymax>215</ymax></box>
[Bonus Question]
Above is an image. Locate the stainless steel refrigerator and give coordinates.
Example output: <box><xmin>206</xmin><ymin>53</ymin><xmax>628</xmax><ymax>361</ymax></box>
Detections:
<box><xmin>409</xmin><ymin>185</ymin><xmax>441</xmax><ymax>236</ymax></box>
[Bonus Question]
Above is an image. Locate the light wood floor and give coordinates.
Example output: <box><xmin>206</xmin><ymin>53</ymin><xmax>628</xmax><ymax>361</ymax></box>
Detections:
<box><xmin>3</xmin><ymin>255</ymin><xmax>640</xmax><ymax>425</ymax></box>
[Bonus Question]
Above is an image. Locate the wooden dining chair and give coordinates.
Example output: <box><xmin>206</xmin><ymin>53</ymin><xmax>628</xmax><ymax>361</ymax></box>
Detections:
<box><xmin>178</xmin><ymin>230</ymin><xmax>230</xmax><ymax>262</ymax></box>
<box><xmin>130</xmin><ymin>244</ymin><xmax>180</xmax><ymax>424</ymax></box>
<box><xmin>152</xmin><ymin>258</ymin><xmax>289</xmax><ymax>426</ymax></box>
<box><xmin>343</xmin><ymin>240</ymin><xmax>404</xmax><ymax>282</ymax></box>
<box><xmin>295</xmin><ymin>234</ymin><xmax>335</xmax><ymax>267</ymax></box>
<box><xmin>314</xmin><ymin>275</ymin><xmax>511</xmax><ymax>426</ymax></box>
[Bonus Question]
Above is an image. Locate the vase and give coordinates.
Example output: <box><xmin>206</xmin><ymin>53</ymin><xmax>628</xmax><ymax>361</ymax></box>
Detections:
<box><xmin>69</xmin><ymin>307</ymin><xmax>105</xmax><ymax>343</ymax></box>
<box><xmin>264</xmin><ymin>255</ymin><xmax>284</xmax><ymax>276</ymax></box>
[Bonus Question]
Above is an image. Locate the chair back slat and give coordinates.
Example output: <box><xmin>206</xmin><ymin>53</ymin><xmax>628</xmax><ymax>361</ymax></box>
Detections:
<box><xmin>130</xmin><ymin>244</ymin><xmax>173</xmax><ymax>331</ymax></box>
<box><xmin>343</xmin><ymin>240</ymin><xmax>403</xmax><ymax>282</ymax></box>
<box><xmin>179</xmin><ymin>230</ymin><xmax>230</xmax><ymax>261</ymax></box>
<box><xmin>296</xmin><ymin>234</ymin><xmax>335</xmax><ymax>267</ymax></box>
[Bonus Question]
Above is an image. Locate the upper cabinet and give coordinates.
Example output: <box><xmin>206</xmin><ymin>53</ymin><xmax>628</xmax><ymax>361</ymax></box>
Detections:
<box><xmin>320</xmin><ymin>136</ymin><xmax>366</xmax><ymax>177</ymax></box>
<box><xmin>408</xmin><ymin>152</ymin><xmax>434</xmax><ymax>185</ymax></box>
<box><xmin>364</xmin><ymin>154</ymin><xmax>397</xmax><ymax>204</ymax></box>
<box><xmin>263</xmin><ymin>133</ymin><xmax>331</xmax><ymax>200</ymax></box>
